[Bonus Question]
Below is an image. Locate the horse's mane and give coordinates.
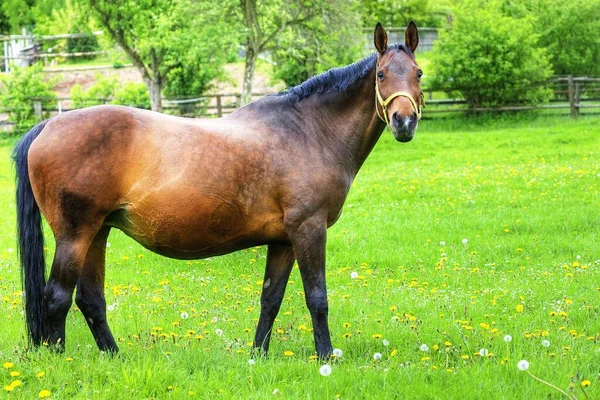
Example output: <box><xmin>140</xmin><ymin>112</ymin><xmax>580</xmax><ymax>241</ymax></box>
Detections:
<box><xmin>282</xmin><ymin>43</ymin><xmax>414</xmax><ymax>103</ymax></box>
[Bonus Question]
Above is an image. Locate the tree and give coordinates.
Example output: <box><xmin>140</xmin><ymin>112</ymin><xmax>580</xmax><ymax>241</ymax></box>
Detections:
<box><xmin>273</xmin><ymin>2</ymin><xmax>363</xmax><ymax>87</ymax></box>
<box><xmin>89</xmin><ymin>0</ymin><xmax>236</xmax><ymax>111</ymax></box>
<box><xmin>239</xmin><ymin>0</ymin><xmax>324</xmax><ymax>105</ymax></box>
<box><xmin>357</xmin><ymin>0</ymin><xmax>446</xmax><ymax>28</ymax></box>
<box><xmin>430</xmin><ymin>0</ymin><xmax>552</xmax><ymax>108</ymax></box>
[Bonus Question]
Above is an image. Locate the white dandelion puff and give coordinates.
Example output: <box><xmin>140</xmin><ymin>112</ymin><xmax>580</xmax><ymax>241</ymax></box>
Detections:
<box><xmin>248</xmin><ymin>359</ymin><xmax>255</xmax><ymax>365</ymax></box>
<box><xmin>517</xmin><ymin>360</ymin><xmax>530</xmax><ymax>371</ymax></box>
<box><xmin>439</xmin><ymin>241</ymin><xmax>446</xmax><ymax>246</ymax></box>
<box><xmin>504</xmin><ymin>334</ymin><xmax>512</xmax><ymax>342</ymax></box>
<box><xmin>332</xmin><ymin>348</ymin><xmax>343</xmax><ymax>357</ymax></box>
<box><xmin>319</xmin><ymin>364</ymin><xmax>332</xmax><ymax>376</ymax></box>
<box><xmin>373</xmin><ymin>352</ymin><xmax>382</xmax><ymax>360</ymax></box>
<box><xmin>180</xmin><ymin>312</ymin><xmax>189</xmax><ymax>320</ymax></box>
<box><xmin>541</xmin><ymin>339</ymin><xmax>550</xmax><ymax>348</ymax></box>
<box><xmin>382</xmin><ymin>339</ymin><xmax>390</xmax><ymax>347</ymax></box>
<box><xmin>215</xmin><ymin>329</ymin><xmax>223</xmax><ymax>336</ymax></box>
<box><xmin>462</xmin><ymin>238</ymin><xmax>468</xmax><ymax>245</ymax></box>
<box><xmin>350</xmin><ymin>271</ymin><xmax>358</xmax><ymax>279</ymax></box>
<box><xmin>479</xmin><ymin>348</ymin><xmax>489</xmax><ymax>357</ymax></box>
<box><xmin>419</xmin><ymin>343</ymin><xmax>429</xmax><ymax>352</ymax></box>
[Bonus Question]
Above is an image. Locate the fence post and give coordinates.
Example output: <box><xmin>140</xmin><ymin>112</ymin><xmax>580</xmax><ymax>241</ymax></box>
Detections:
<box><xmin>216</xmin><ymin>95</ymin><xmax>222</xmax><ymax>117</ymax></box>
<box><xmin>33</xmin><ymin>100</ymin><xmax>43</xmax><ymax>122</ymax></box>
<box><xmin>567</xmin><ymin>75</ymin><xmax>578</xmax><ymax>118</ymax></box>
<box><xmin>574</xmin><ymin>81</ymin><xmax>581</xmax><ymax>117</ymax></box>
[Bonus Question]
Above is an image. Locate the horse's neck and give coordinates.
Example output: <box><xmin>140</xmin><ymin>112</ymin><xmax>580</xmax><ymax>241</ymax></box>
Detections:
<box><xmin>301</xmin><ymin>72</ymin><xmax>386</xmax><ymax>175</ymax></box>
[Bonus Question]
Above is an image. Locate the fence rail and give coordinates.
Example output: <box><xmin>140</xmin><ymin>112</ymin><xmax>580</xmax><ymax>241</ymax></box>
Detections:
<box><xmin>2</xmin><ymin>76</ymin><xmax>599</xmax><ymax>132</ymax></box>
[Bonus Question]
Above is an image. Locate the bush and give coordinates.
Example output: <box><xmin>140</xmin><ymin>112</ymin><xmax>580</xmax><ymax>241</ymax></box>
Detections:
<box><xmin>0</xmin><ymin>64</ymin><xmax>56</xmax><ymax>133</ymax></box>
<box><xmin>70</xmin><ymin>74</ymin><xmax>117</xmax><ymax>109</ymax></box>
<box><xmin>112</xmin><ymin>82</ymin><xmax>150</xmax><ymax>109</ymax></box>
<box><xmin>430</xmin><ymin>0</ymin><xmax>552</xmax><ymax>108</ymax></box>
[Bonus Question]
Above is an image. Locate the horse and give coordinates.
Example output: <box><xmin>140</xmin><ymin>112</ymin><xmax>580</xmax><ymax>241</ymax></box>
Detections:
<box><xmin>14</xmin><ymin>22</ymin><xmax>423</xmax><ymax>359</ymax></box>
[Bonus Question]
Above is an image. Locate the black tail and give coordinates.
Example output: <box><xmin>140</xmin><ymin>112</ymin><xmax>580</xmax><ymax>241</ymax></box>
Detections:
<box><xmin>13</xmin><ymin>121</ymin><xmax>49</xmax><ymax>345</ymax></box>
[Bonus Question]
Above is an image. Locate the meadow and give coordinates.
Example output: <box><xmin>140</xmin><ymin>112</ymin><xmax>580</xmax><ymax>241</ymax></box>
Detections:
<box><xmin>0</xmin><ymin>114</ymin><xmax>598</xmax><ymax>399</ymax></box>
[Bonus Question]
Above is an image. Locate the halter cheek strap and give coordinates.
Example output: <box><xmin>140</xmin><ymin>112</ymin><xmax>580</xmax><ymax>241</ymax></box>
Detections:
<box><xmin>375</xmin><ymin>78</ymin><xmax>422</xmax><ymax>129</ymax></box>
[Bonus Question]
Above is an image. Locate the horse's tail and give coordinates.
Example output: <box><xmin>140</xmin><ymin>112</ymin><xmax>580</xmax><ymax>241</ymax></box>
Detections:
<box><xmin>13</xmin><ymin>121</ymin><xmax>49</xmax><ymax>345</ymax></box>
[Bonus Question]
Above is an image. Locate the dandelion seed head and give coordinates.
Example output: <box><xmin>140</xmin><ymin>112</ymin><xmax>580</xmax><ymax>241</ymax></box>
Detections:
<box><xmin>517</xmin><ymin>360</ymin><xmax>529</xmax><ymax>371</ymax></box>
<box><xmin>215</xmin><ymin>329</ymin><xmax>223</xmax><ymax>336</ymax></box>
<box><xmin>350</xmin><ymin>271</ymin><xmax>358</xmax><ymax>279</ymax></box>
<box><xmin>180</xmin><ymin>312</ymin><xmax>189</xmax><ymax>320</ymax></box>
<box><xmin>462</xmin><ymin>238</ymin><xmax>468</xmax><ymax>245</ymax></box>
<box><xmin>382</xmin><ymin>339</ymin><xmax>390</xmax><ymax>346</ymax></box>
<box><xmin>319</xmin><ymin>364</ymin><xmax>332</xmax><ymax>376</ymax></box>
<box><xmin>107</xmin><ymin>305</ymin><xmax>115</xmax><ymax>312</ymax></box>
<box><xmin>333</xmin><ymin>348</ymin><xmax>343</xmax><ymax>357</ymax></box>
<box><xmin>479</xmin><ymin>348</ymin><xmax>489</xmax><ymax>357</ymax></box>
<box><xmin>440</xmin><ymin>241</ymin><xmax>446</xmax><ymax>246</ymax></box>
<box><xmin>420</xmin><ymin>343</ymin><xmax>429</xmax><ymax>352</ymax></box>
<box><xmin>373</xmin><ymin>352</ymin><xmax>382</xmax><ymax>360</ymax></box>
<box><xmin>541</xmin><ymin>339</ymin><xmax>550</xmax><ymax>348</ymax></box>
<box><xmin>504</xmin><ymin>334</ymin><xmax>512</xmax><ymax>342</ymax></box>
<box><xmin>248</xmin><ymin>359</ymin><xmax>255</xmax><ymax>365</ymax></box>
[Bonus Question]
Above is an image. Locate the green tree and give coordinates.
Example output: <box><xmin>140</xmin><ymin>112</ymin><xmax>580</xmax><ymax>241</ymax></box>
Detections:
<box><xmin>357</xmin><ymin>0</ymin><xmax>445</xmax><ymax>28</ymax></box>
<box><xmin>0</xmin><ymin>64</ymin><xmax>56</xmax><ymax>132</ymax></box>
<box><xmin>273</xmin><ymin>3</ymin><xmax>363</xmax><ymax>87</ymax></box>
<box><xmin>430</xmin><ymin>0</ymin><xmax>552</xmax><ymax>108</ymax></box>
<box><xmin>89</xmin><ymin>0</ymin><xmax>237</xmax><ymax>111</ymax></box>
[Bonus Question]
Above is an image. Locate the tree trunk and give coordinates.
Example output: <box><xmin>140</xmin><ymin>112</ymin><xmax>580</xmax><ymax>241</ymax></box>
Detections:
<box><xmin>241</xmin><ymin>45</ymin><xmax>256</xmax><ymax>106</ymax></box>
<box><xmin>145</xmin><ymin>77</ymin><xmax>162</xmax><ymax>112</ymax></box>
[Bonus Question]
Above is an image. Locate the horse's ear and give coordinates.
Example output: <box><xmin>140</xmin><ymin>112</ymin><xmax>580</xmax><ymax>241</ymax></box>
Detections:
<box><xmin>405</xmin><ymin>21</ymin><xmax>419</xmax><ymax>52</ymax></box>
<box><xmin>374</xmin><ymin>22</ymin><xmax>388</xmax><ymax>55</ymax></box>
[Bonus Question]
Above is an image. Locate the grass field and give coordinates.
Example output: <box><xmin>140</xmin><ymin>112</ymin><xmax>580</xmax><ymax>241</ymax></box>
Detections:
<box><xmin>0</xmin><ymin>114</ymin><xmax>599</xmax><ymax>399</ymax></box>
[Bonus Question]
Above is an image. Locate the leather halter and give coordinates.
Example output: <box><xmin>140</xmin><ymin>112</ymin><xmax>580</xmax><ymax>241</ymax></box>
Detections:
<box><xmin>375</xmin><ymin>74</ymin><xmax>423</xmax><ymax>129</ymax></box>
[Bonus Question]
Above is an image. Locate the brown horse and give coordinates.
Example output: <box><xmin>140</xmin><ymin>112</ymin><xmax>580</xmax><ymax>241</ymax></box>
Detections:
<box><xmin>14</xmin><ymin>23</ymin><xmax>423</xmax><ymax>358</ymax></box>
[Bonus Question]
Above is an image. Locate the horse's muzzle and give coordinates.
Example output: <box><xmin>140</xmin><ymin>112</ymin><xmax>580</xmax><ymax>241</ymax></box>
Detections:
<box><xmin>391</xmin><ymin>111</ymin><xmax>417</xmax><ymax>142</ymax></box>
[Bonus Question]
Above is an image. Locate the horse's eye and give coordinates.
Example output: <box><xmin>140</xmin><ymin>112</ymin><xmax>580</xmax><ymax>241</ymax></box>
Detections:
<box><xmin>417</xmin><ymin>70</ymin><xmax>423</xmax><ymax>79</ymax></box>
<box><xmin>377</xmin><ymin>71</ymin><xmax>385</xmax><ymax>81</ymax></box>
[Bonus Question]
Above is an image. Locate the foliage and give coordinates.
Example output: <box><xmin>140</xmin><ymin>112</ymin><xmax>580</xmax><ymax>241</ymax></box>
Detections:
<box><xmin>89</xmin><ymin>0</ymin><xmax>238</xmax><ymax>110</ymax></box>
<box><xmin>112</xmin><ymin>82</ymin><xmax>150</xmax><ymax>109</ymax></box>
<box><xmin>0</xmin><ymin>116</ymin><xmax>599</xmax><ymax>397</ymax></box>
<box><xmin>430</xmin><ymin>0</ymin><xmax>552</xmax><ymax>108</ymax></box>
<box><xmin>273</xmin><ymin>1</ymin><xmax>363</xmax><ymax>87</ymax></box>
<box><xmin>529</xmin><ymin>0</ymin><xmax>600</xmax><ymax>77</ymax></box>
<box><xmin>357</xmin><ymin>0</ymin><xmax>450</xmax><ymax>28</ymax></box>
<box><xmin>69</xmin><ymin>73</ymin><xmax>116</xmax><ymax>108</ymax></box>
<box><xmin>0</xmin><ymin>64</ymin><xmax>56</xmax><ymax>132</ymax></box>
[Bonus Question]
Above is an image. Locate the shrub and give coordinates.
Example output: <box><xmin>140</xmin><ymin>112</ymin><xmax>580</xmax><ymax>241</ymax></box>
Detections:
<box><xmin>430</xmin><ymin>0</ymin><xmax>552</xmax><ymax>108</ymax></box>
<box><xmin>112</xmin><ymin>82</ymin><xmax>150</xmax><ymax>109</ymax></box>
<box><xmin>0</xmin><ymin>64</ymin><xmax>56</xmax><ymax>133</ymax></box>
<box><xmin>70</xmin><ymin>74</ymin><xmax>117</xmax><ymax>109</ymax></box>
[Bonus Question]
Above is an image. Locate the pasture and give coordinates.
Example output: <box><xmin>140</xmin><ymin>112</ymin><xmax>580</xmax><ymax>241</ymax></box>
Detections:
<box><xmin>0</xmin><ymin>115</ymin><xmax>599</xmax><ymax>399</ymax></box>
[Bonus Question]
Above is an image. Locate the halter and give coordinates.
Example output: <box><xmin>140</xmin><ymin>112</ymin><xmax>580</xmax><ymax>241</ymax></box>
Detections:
<box><xmin>375</xmin><ymin>75</ymin><xmax>423</xmax><ymax>129</ymax></box>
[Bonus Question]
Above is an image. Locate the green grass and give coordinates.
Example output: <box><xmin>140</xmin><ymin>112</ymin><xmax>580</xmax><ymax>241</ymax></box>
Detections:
<box><xmin>0</xmin><ymin>115</ymin><xmax>599</xmax><ymax>399</ymax></box>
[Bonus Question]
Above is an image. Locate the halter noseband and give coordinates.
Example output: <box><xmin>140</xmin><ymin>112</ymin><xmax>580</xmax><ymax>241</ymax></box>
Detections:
<box><xmin>375</xmin><ymin>73</ymin><xmax>424</xmax><ymax>129</ymax></box>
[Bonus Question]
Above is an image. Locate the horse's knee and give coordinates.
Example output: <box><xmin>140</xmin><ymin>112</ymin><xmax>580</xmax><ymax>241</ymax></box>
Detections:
<box><xmin>75</xmin><ymin>290</ymin><xmax>106</xmax><ymax>322</ymax></box>
<box><xmin>306</xmin><ymin>292</ymin><xmax>328</xmax><ymax>317</ymax></box>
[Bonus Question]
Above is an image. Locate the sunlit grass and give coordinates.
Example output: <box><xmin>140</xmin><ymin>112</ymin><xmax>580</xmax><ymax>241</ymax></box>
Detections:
<box><xmin>0</xmin><ymin>115</ymin><xmax>598</xmax><ymax>399</ymax></box>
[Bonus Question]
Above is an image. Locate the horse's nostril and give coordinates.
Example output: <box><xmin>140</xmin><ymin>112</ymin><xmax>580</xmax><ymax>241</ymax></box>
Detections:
<box><xmin>392</xmin><ymin>111</ymin><xmax>400</xmax><ymax>124</ymax></box>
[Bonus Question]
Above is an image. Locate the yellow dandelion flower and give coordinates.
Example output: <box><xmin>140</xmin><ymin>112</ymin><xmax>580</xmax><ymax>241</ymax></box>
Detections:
<box><xmin>421</xmin><ymin>356</ymin><xmax>430</xmax><ymax>361</ymax></box>
<box><xmin>581</xmin><ymin>380</ymin><xmax>591</xmax><ymax>387</ymax></box>
<box><xmin>37</xmin><ymin>372</ymin><xmax>45</xmax><ymax>378</ymax></box>
<box><xmin>3</xmin><ymin>362</ymin><xmax>13</xmax><ymax>369</ymax></box>
<box><xmin>372</xmin><ymin>333</ymin><xmax>383</xmax><ymax>339</ymax></box>
<box><xmin>10</xmin><ymin>371</ymin><xmax>20</xmax><ymax>377</ymax></box>
<box><xmin>276</xmin><ymin>328</ymin><xmax>285</xmax><ymax>334</ymax></box>
<box><xmin>433</xmin><ymin>344</ymin><xmax>439</xmax><ymax>351</ymax></box>
<box><xmin>444</xmin><ymin>341</ymin><xmax>452</xmax><ymax>347</ymax></box>
<box><xmin>516</xmin><ymin>304</ymin><xmax>524</xmax><ymax>313</ymax></box>
<box><xmin>4</xmin><ymin>385</ymin><xmax>14</xmax><ymax>392</ymax></box>
<box><xmin>283</xmin><ymin>351</ymin><xmax>294</xmax><ymax>356</ymax></box>
<box><xmin>461</xmin><ymin>355</ymin><xmax>470</xmax><ymax>359</ymax></box>
<box><xmin>343</xmin><ymin>333</ymin><xmax>352</xmax><ymax>338</ymax></box>
<box><xmin>10</xmin><ymin>380</ymin><xmax>21</xmax><ymax>388</ymax></box>
<box><xmin>342</xmin><ymin>323</ymin><xmax>351</xmax><ymax>328</ymax></box>
<box><xmin>479</xmin><ymin>322</ymin><xmax>490</xmax><ymax>330</ymax></box>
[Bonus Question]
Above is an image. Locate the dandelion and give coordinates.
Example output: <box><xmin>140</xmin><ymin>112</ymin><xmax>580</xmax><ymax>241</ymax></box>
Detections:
<box><xmin>581</xmin><ymin>380</ymin><xmax>591</xmax><ymax>387</ymax></box>
<box><xmin>350</xmin><ymin>272</ymin><xmax>358</xmax><ymax>279</ymax></box>
<box><xmin>462</xmin><ymin>238</ymin><xmax>468</xmax><ymax>245</ymax></box>
<box><xmin>107</xmin><ymin>304</ymin><xmax>115</xmax><ymax>312</ymax></box>
<box><xmin>3</xmin><ymin>362</ymin><xmax>13</xmax><ymax>369</ymax></box>
<box><xmin>10</xmin><ymin>380</ymin><xmax>21</xmax><ymax>388</ymax></box>
<box><xmin>319</xmin><ymin>364</ymin><xmax>332</xmax><ymax>376</ymax></box>
<box><xmin>215</xmin><ymin>329</ymin><xmax>223</xmax><ymax>336</ymax></box>
<box><xmin>373</xmin><ymin>352</ymin><xmax>382</xmax><ymax>360</ymax></box>
<box><xmin>332</xmin><ymin>348</ymin><xmax>343</xmax><ymax>357</ymax></box>
<box><xmin>504</xmin><ymin>334</ymin><xmax>512</xmax><ymax>342</ymax></box>
<box><xmin>283</xmin><ymin>351</ymin><xmax>294</xmax><ymax>356</ymax></box>
<box><xmin>419</xmin><ymin>343</ymin><xmax>429</xmax><ymax>352</ymax></box>
<box><xmin>440</xmin><ymin>241</ymin><xmax>446</xmax><ymax>246</ymax></box>
<box><xmin>39</xmin><ymin>390</ymin><xmax>51</xmax><ymax>398</ymax></box>
<box><xmin>37</xmin><ymin>372</ymin><xmax>45</xmax><ymax>378</ymax></box>
<box><xmin>7</xmin><ymin>248</ymin><xmax>13</xmax><ymax>253</ymax></box>
<box><xmin>4</xmin><ymin>386</ymin><xmax>14</xmax><ymax>392</ymax></box>
<box><xmin>541</xmin><ymin>339</ymin><xmax>550</xmax><ymax>348</ymax></box>
<box><xmin>479</xmin><ymin>348</ymin><xmax>489</xmax><ymax>357</ymax></box>
<box><xmin>248</xmin><ymin>359</ymin><xmax>255</xmax><ymax>365</ymax></box>
<box><xmin>10</xmin><ymin>371</ymin><xmax>20</xmax><ymax>377</ymax></box>
<box><xmin>516</xmin><ymin>304</ymin><xmax>524</xmax><ymax>313</ymax></box>
<box><xmin>517</xmin><ymin>360</ymin><xmax>529</xmax><ymax>371</ymax></box>
<box><xmin>180</xmin><ymin>312</ymin><xmax>189</xmax><ymax>320</ymax></box>
<box><xmin>272</xmin><ymin>388</ymin><xmax>281</xmax><ymax>396</ymax></box>
<box><xmin>372</xmin><ymin>333</ymin><xmax>382</xmax><ymax>339</ymax></box>
<box><xmin>382</xmin><ymin>339</ymin><xmax>390</xmax><ymax>346</ymax></box>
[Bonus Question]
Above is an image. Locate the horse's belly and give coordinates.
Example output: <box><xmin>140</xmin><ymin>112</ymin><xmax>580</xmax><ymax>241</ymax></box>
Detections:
<box><xmin>105</xmin><ymin>200</ymin><xmax>286</xmax><ymax>259</ymax></box>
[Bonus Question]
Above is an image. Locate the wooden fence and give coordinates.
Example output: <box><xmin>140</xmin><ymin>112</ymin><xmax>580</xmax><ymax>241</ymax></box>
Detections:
<box><xmin>2</xmin><ymin>76</ymin><xmax>599</xmax><ymax>132</ymax></box>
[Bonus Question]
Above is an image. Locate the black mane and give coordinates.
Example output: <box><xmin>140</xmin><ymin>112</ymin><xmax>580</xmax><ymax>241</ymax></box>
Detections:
<box><xmin>283</xmin><ymin>44</ymin><xmax>414</xmax><ymax>103</ymax></box>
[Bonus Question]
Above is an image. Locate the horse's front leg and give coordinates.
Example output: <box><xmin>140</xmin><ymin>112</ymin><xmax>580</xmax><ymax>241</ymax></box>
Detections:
<box><xmin>253</xmin><ymin>244</ymin><xmax>295</xmax><ymax>356</ymax></box>
<box><xmin>287</xmin><ymin>216</ymin><xmax>332</xmax><ymax>359</ymax></box>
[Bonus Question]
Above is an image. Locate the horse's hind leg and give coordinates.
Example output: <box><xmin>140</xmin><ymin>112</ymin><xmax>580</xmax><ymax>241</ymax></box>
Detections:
<box><xmin>253</xmin><ymin>244</ymin><xmax>295</xmax><ymax>355</ymax></box>
<box><xmin>75</xmin><ymin>226</ymin><xmax>118</xmax><ymax>353</ymax></box>
<box><xmin>44</xmin><ymin>235</ymin><xmax>94</xmax><ymax>349</ymax></box>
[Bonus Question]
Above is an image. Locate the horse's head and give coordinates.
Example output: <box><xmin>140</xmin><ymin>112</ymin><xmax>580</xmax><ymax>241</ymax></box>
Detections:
<box><xmin>374</xmin><ymin>22</ymin><xmax>423</xmax><ymax>143</ymax></box>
